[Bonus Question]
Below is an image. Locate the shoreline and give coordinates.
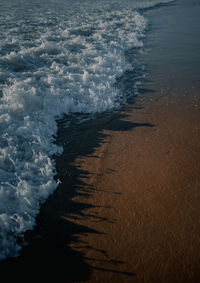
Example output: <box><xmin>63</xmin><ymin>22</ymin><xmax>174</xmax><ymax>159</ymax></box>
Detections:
<box><xmin>1</xmin><ymin>0</ymin><xmax>200</xmax><ymax>282</ymax></box>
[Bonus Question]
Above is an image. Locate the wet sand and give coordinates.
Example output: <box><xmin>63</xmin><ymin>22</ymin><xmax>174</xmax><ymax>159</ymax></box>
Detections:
<box><xmin>68</xmin><ymin>90</ymin><xmax>200</xmax><ymax>283</ymax></box>
<box><xmin>66</xmin><ymin>1</ymin><xmax>200</xmax><ymax>281</ymax></box>
<box><xmin>1</xmin><ymin>0</ymin><xmax>200</xmax><ymax>282</ymax></box>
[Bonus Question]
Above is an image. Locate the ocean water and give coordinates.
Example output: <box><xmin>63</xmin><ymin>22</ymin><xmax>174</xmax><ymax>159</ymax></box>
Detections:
<box><xmin>0</xmin><ymin>0</ymin><xmax>174</xmax><ymax>260</ymax></box>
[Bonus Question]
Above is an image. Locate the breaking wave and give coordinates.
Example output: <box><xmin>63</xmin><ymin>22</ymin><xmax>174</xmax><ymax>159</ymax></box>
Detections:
<box><xmin>0</xmin><ymin>0</ymin><xmax>174</xmax><ymax>259</ymax></box>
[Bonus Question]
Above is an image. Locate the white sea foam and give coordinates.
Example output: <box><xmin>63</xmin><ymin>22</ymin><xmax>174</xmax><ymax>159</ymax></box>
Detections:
<box><xmin>0</xmin><ymin>0</ymin><xmax>174</xmax><ymax>260</ymax></box>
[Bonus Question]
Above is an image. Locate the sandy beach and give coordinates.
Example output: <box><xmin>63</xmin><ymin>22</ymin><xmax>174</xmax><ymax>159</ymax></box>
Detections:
<box><xmin>1</xmin><ymin>0</ymin><xmax>200</xmax><ymax>282</ymax></box>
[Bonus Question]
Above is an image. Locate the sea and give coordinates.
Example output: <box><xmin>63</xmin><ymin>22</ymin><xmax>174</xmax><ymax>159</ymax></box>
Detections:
<box><xmin>0</xmin><ymin>0</ymin><xmax>174</xmax><ymax>260</ymax></box>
